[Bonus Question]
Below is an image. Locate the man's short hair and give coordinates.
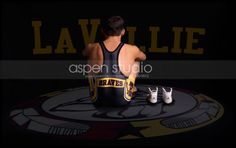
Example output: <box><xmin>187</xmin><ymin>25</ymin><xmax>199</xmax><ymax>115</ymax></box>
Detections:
<box><xmin>101</xmin><ymin>16</ymin><xmax>125</xmax><ymax>36</ymax></box>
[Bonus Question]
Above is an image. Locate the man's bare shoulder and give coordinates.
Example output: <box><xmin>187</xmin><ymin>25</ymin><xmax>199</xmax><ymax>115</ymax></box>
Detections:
<box><xmin>124</xmin><ymin>43</ymin><xmax>139</xmax><ymax>51</ymax></box>
<box><xmin>86</xmin><ymin>43</ymin><xmax>100</xmax><ymax>49</ymax></box>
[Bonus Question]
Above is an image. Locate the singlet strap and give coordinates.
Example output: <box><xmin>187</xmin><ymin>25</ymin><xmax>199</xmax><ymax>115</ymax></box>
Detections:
<box><xmin>99</xmin><ymin>41</ymin><xmax>124</xmax><ymax>54</ymax></box>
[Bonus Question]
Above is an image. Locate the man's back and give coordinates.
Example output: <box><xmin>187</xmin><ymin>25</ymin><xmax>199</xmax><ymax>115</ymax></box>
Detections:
<box><xmin>84</xmin><ymin>40</ymin><xmax>145</xmax><ymax>77</ymax></box>
<box><xmin>83</xmin><ymin>16</ymin><xmax>146</xmax><ymax>106</ymax></box>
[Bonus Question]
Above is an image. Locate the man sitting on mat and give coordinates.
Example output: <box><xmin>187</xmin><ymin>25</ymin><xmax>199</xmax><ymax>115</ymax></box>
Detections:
<box><xmin>83</xmin><ymin>16</ymin><xmax>146</xmax><ymax>106</ymax></box>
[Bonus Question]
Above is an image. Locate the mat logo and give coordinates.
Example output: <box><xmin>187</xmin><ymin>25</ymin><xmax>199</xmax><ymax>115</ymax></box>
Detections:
<box><xmin>9</xmin><ymin>85</ymin><xmax>223</xmax><ymax>139</ymax></box>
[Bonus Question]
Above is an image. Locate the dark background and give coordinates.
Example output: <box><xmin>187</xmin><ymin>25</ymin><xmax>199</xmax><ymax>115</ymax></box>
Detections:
<box><xmin>1</xmin><ymin>0</ymin><xmax>235</xmax><ymax>147</ymax></box>
<box><xmin>1</xmin><ymin>0</ymin><xmax>233</xmax><ymax>60</ymax></box>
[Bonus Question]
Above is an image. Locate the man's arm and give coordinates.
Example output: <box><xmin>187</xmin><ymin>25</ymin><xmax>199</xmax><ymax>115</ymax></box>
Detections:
<box><xmin>82</xmin><ymin>43</ymin><xmax>92</xmax><ymax>57</ymax></box>
<box><xmin>134</xmin><ymin>46</ymin><xmax>146</xmax><ymax>61</ymax></box>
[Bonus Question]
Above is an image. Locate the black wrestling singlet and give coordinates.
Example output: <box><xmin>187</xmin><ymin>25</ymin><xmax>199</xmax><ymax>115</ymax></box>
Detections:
<box><xmin>88</xmin><ymin>42</ymin><xmax>135</xmax><ymax>106</ymax></box>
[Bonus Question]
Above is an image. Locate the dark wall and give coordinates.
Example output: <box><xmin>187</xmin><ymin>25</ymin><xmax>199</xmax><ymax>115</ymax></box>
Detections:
<box><xmin>1</xmin><ymin>0</ymin><xmax>233</xmax><ymax>60</ymax></box>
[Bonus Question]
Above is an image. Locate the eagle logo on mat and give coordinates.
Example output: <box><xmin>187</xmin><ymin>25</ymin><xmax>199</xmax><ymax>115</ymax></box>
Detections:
<box><xmin>9</xmin><ymin>85</ymin><xmax>224</xmax><ymax>140</ymax></box>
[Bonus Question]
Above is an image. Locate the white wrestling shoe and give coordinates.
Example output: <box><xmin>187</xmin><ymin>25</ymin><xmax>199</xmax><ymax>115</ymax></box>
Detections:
<box><xmin>147</xmin><ymin>87</ymin><xmax>158</xmax><ymax>104</ymax></box>
<box><xmin>162</xmin><ymin>87</ymin><xmax>173</xmax><ymax>104</ymax></box>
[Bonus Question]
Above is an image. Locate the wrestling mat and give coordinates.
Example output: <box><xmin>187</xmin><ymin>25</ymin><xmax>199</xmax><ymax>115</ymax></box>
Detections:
<box><xmin>9</xmin><ymin>85</ymin><xmax>224</xmax><ymax>140</ymax></box>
